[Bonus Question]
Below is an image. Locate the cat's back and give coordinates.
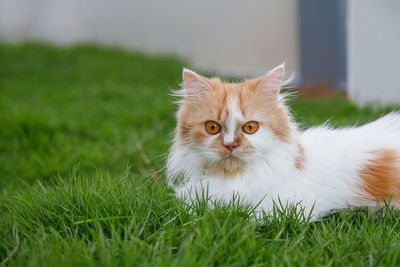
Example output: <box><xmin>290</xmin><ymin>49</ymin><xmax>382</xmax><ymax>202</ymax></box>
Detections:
<box><xmin>293</xmin><ymin>113</ymin><xmax>400</xmax><ymax>211</ymax></box>
<box><xmin>298</xmin><ymin>112</ymin><xmax>400</xmax><ymax>183</ymax></box>
<box><xmin>300</xmin><ymin>112</ymin><xmax>400</xmax><ymax>153</ymax></box>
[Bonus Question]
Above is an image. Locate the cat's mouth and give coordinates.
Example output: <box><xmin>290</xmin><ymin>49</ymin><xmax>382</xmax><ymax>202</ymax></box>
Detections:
<box><xmin>225</xmin><ymin>153</ymin><xmax>235</xmax><ymax>158</ymax></box>
<box><xmin>217</xmin><ymin>148</ymin><xmax>243</xmax><ymax>162</ymax></box>
<box><xmin>203</xmin><ymin>150</ymin><xmax>245</xmax><ymax>177</ymax></box>
<box><xmin>218</xmin><ymin>154</ymin><xmax>244</xmax><ymax>173</ymax></box>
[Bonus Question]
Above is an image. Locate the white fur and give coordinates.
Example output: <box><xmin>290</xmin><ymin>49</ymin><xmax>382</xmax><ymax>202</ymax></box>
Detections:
<box><xmin>167</xmin><ymin>69</ymin><xmax>400</xmax><ymax>221</ymax></box>
<box><xmin>223</xmin><ymin>93</ymin><xmax>243</xmax><ymax>145</ymax></box>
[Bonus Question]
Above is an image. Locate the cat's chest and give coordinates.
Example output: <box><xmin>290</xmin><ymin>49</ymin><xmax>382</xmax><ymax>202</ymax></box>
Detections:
<box><xmin>202</xmin><ymin>164</ymin><xmax>301</xmax><ymax>197</ymax></box>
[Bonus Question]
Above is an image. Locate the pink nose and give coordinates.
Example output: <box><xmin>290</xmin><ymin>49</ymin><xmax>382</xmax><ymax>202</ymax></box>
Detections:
<box><xmin>224</xmin><ymin>143</ymin><xmax>238</xmax><ymax>152</ymax></box>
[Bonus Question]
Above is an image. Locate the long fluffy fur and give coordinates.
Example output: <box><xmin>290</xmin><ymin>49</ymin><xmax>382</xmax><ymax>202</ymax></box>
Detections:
<box><xmin>166</xmin><ymin>65</ymin><xmax>400</xmax><ymax>220</ymax></box>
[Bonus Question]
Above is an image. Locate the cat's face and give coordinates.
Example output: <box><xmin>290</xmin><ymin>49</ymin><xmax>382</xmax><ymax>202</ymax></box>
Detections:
<box><xmin>175</xmin><ymin>65</ymin><xmax>291</xmax><ymax>177</ymax></box>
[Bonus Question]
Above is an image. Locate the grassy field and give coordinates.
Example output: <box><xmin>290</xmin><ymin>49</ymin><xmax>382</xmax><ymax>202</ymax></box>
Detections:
<box><xmin>1</xmin><ymin>43</ymin><xmax>400</xmax><ymax>266</ymax></box>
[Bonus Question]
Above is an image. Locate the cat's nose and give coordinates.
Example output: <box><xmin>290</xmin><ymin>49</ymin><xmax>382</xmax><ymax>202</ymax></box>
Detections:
<box><xmin>224</xmin><ymin>143</ymin><xmax>238</xmax><ymax>152</ymax></box>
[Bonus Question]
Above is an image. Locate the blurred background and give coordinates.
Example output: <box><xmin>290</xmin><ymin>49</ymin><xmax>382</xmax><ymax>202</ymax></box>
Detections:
<box><xmin>0</xmin><ymin>0</ymin><xmax>399</xmax><ymax>105</ymax></box>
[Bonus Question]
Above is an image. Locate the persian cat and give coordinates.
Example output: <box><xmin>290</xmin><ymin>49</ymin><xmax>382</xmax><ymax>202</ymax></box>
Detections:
<box><xmin>166</xmin><ymin>64</ymin><xmax>400</xmax><ymax>220</ymax></box>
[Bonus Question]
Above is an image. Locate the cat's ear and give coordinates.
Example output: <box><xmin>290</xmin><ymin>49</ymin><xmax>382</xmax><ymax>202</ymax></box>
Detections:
<box><xmin>256</xmin><ymin>63</ymin><xmax>285</xmax><ymax>98</ymax></box>
<box><xmin>182</xmin><ymin>68</ymin><xmax>210</xmax><ymax>94</ymax></box>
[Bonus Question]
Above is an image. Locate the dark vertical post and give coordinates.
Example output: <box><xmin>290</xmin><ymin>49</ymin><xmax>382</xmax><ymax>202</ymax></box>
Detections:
<box><xmin>299</xmin><ymin>0</ymin><xmax>347</xmax><ymax>92</ymax></box>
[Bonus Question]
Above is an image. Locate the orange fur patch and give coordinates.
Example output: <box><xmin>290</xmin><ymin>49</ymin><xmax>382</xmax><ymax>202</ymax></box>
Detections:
<box><xmin>238</xmin><ymin>78</ymin><xmax>292</xmax><ymax>142</ymax></box>
<box><xmin>359</xmin><ymin>149</ymin><xmax>400</xmax><ymax>202</ymax></box>
<box><xmin>295</xmin><ymin>144</ymin><xmax>305</xmax><ymax>170</ymax></box>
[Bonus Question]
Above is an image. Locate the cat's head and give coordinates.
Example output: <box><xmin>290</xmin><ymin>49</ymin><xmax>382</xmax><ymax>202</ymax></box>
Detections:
<box><xmin>172</xmin><ymin>64</ymin><xmax>295</xmax><ymax>177</ymax></box>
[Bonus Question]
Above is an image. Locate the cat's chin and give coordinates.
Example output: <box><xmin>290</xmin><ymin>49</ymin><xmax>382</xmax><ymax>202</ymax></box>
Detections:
<box><xmin>206</xmin><ymin>155</ymin><xmax>245</xmax><ymax>178</ymax></box>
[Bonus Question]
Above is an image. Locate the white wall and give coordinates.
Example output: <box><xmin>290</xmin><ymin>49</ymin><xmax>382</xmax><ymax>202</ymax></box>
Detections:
<box><xmin>348</xmin><ymin>0</ymin><xmax>400</xmax><ymax>106</ymax></box>
<box><xmin>0</xmin><ymin>0</ymin><xmax>299</xmax><ymax>77</ymax></box>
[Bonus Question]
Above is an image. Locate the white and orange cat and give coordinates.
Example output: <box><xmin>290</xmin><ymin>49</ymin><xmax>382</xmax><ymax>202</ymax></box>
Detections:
<box><xmin>166</xmin><ymin>64</ymin><xmax>400</xmax><ymax>220</ymax></box>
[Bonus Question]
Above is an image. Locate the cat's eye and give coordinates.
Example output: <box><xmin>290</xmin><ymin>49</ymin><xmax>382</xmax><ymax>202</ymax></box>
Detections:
<box><xmin>242</xmin><ymin>121</ymin><xmax>259</xmax><ymax>134</ymax></box>
<box><xmin>205</xmin><ymin>121</ymin><xmax>221</xmax><ymax>135</ymax></box>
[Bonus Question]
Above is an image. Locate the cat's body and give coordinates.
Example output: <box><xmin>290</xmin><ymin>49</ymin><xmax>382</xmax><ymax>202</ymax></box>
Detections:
<box><xmin>167</xmin><ymin>64</ymin><xmax>400</xmax><ymax>220</ymax></box>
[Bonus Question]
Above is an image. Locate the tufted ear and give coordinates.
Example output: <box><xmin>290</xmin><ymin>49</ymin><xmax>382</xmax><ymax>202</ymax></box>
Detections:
<box><xmin>182</xmin><ymin>68</ymin><xmax>210</xmax><ymax>95</ymax></box>
<box><xmin>255</xmin><ymin>63</ymin><xmax>285</xmax><ymax>98</ymax></box>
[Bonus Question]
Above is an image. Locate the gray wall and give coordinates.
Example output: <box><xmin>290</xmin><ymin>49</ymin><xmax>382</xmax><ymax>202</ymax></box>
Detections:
<box><xmin>348</xmin><ymin>0</ymin><xmax>400</xmax><ymax>105</ymax></box>
<box><xmin>0</xmin><ymin>0</ymin><xmax>299</xmax><ymax>77</ymax></box>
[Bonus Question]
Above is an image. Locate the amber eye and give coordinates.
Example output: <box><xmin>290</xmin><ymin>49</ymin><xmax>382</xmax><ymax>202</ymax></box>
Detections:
<box><xmin>205</xmin><ymin>121</ymin><xmax>221</xmax><ymax>135</ymax></box>
<box><xmin>242</xmin><ymin>121</ymin><xmax>259</xmax><ymax>134</ymax></box>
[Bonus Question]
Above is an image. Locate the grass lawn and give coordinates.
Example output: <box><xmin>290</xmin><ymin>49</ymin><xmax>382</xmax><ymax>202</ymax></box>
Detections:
<box><xmin>1</xmin><ymin>43</ymin><xmax>400</xmax><ymax>266</ymax></box>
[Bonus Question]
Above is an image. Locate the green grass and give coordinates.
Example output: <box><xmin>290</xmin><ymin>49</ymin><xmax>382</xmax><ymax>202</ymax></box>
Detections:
<box><xmin>1</xmin><ymin>43</ymin><xmax>400</xmax><ymax>266</ymax></box>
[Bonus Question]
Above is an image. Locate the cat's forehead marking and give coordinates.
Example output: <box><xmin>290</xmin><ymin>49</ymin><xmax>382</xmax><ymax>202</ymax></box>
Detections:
<box><xmin>216</xmin><ymin>89</ymin><xmax>227</xmax><ymax>121</ymax></box>
<box><xmin>223</xmin><ymin>89</ymin><xmax>244</xmax><ymax>145</ymax></box>
<box><xmin>226</xmin><ymin>89</ymin><xmax>244</xmax><ymax>122</ymax></box>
